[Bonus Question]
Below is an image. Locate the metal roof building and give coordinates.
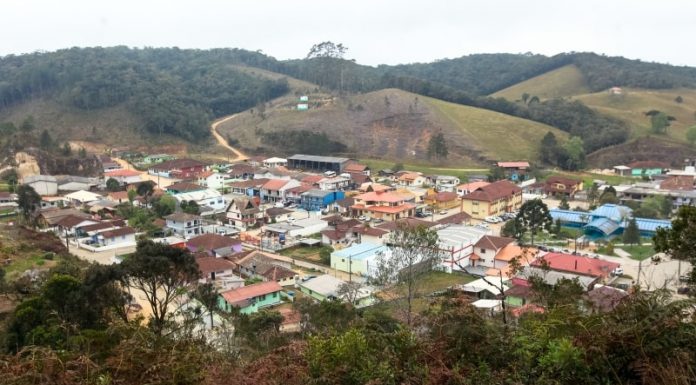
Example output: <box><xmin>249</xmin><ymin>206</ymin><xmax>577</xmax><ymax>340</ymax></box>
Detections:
<box><xmin>550</xmin><ymin>204</ymin><xmax>671</xmax><ymax>239</ymax></box>
<box><xmin>287</xmin><ymin>154</ymin><xmax>351</xmax><ymax>173</ymax></box>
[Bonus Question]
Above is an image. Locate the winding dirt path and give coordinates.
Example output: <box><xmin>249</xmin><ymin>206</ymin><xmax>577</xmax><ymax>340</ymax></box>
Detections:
<box><xmin>210</xmin><ymin>114</ymin><xmax>248</xmax><ymax>161</ymax></box>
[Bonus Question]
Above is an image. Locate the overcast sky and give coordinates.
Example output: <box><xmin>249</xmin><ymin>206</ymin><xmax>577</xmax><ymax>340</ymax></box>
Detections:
<box><xmin>2</xmin><ymin>0</ymin><xmax>694</xmax><ymax>67</ymax></box>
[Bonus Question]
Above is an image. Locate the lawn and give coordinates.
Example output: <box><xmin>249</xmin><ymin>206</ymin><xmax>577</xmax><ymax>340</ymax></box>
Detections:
<box><xmin>371</xmin><ymin>271</ymin><xmax>477</xmax><ymax>319</ymax></box>
<box><xmin>617</xmin><ymin>245</ymin><xmax>656</xmax><ymax>261</ymax></box>
<box><xmin>541</xmin><ymin>170</ymin><xmax>638</xmax><ymax>188</ymax></box>
<box><xmin>4</xmin><ymin>253</ymin><xmax>57</xmax><ymax>279</ymax></box>
<box><xmin>278</xmin><ymin>245</ymin><xmax>333</xmax><ymax>265</ymax></box>
<box><xmin>492</xmin><ymin>64</ymin><xmax>591</xmax><ymax>100</ymax></box>
<box><xmin>361</xmin><ymin>158</ymin><xmax>488</xmax><ymax>181</ymax></box>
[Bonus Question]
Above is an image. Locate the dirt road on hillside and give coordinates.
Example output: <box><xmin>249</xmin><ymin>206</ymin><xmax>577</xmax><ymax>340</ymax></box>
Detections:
<box><xmin>210</xmin><ymin>114</ymin><xmax>248</xmax><ymax>161</ymax></box>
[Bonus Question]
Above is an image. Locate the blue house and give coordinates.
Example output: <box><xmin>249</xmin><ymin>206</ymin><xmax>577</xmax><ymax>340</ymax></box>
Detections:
<box><xmin>550</xmin><ymin>204</ymin><xmax>671</xmax><ymax>240</ymax></box>
<box><xmin>300</xmin><ymin>189</ymin><xmax>345</xmax><ymax>211</ymax></box>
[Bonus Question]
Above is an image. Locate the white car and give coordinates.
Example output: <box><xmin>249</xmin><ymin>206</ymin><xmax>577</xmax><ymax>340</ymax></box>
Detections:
<box><xmin>439</xmin><ymin>210</ymin><xmax>448</xmax><ymax>215</ymax></box>
<box><xmin>612</xmin><ymin>267</ymin><xmax>624</xmax><ymax>276</ymax></box>
<box><xmin>358</xmin><ymin>215</ymin><xmax>367</xmax><ymax>221</ymax></box>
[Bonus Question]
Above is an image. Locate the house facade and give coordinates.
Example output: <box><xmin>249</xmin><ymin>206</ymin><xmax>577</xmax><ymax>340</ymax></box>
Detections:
<box><xmin>218</xmin><ymin>281</ymin><xmax>283</xmax><ymax>314</ymax></box>
<box><xmin>496</xmin><ymin>161</ymin><xmax>530</xmax><ymax>181</ymax></box>
<box><xmin>350</xmin><ymin>191</ymin><xmax>416</xmax><ymax>221</ymax></box>
<box><xmin>165</xmin><ymin>212</ymin><xmax>203</xmax><ymax>238</ymax></box>
<box><xmin>226</xmin><ymin>197</ymin><xmax>262</xmax><ymax>230</ymax></box>
<box><xmin>300</xmin><ymin>189</ymin><xmax>345</xmax><ymax>211</ymax></box>
<box><xmin>148</xmin><ymin>158</ymin><xmax>207</xmax><ymax>179</ymax></box>
<box><xmin>461</xmin><ymin>180</ymin><xmax>523</xmax><ymax>219</ymax></box>
<box><xmin>543</xmin><ymin>175</ymin><xmax>583</xmax><ymax>198</ymax></box>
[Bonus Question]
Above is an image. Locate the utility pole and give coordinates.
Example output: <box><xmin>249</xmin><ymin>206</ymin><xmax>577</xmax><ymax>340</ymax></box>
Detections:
<box><xmin>348</xmin><ymin>254</ymin><xmax>352</xmax><ymax>283</ymax></box>
<box><xmin>64</xmin><ymin>227</ymin><xmax>70</xmax><ymax>253</ymax></box>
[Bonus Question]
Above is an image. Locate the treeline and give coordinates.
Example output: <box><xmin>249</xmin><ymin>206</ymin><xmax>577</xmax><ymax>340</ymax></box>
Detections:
<box><xmin>259</xmin><ymin>130</ymin><xmax>348</xmax><ymax>155</ymax></box>
<box><xmin>0</xmin><ymin>47</ymin><xmax>289</xmax><ymax>141</ymax></box>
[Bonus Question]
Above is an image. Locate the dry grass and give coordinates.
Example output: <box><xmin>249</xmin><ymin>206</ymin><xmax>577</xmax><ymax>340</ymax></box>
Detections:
<box><xmin>492</xmin><ymin>64</ymin><xmax>590</xmax><ymax>100</ymax></box>
<box><xmin>573</xmin><ymin>88</ymin><xmax>696</xmax><ymax>143</ymax></box>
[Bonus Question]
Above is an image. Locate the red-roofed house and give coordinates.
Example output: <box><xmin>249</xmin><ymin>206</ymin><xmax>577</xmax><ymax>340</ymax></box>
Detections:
<box><xmin>457</xmin><ymin>181</ymin><xmax>490</xmax><ymax>197</ymax></box>
<box><xmin>543</xmin><ymin>175</ymin><xmax>583</xmax><ymax>198</ymax></box>
<box><xmin>196</xmin><ymin>257</ymin><xmax>243</xmax><ymax>288</ymax></box>
<box><xmin>193</xmin><ymin>171</ymin><xmax>225</xmax><ymax>190</ymax></box>
<box><xmin>104</xmin><ymin>169</ymin><xmax>142</xmax><ymax>185</ymax></box>
<box><xmin>351</xmin><ymin>191</ymin><xmax>416</xmax><ymax>221</ymax></box>
<box><xmin>397</xmin><ymin>172</ymin><xmax>426</xmax><ymax>187</ymax></box>
<box><xmin>218</xmin><ymin>281</ymin><xmax>283</xmax><ymax>314</ymax></box>
<box><xmin>461</xmin><ymin>180</ymin><xmax>523</xmax><ymax>219</ymax></box>
<box><xmin>532</xmin><ymin>252</ymin><xmax>620</xmax><ymax>280</ymax></box>
<box><xmin>186</xmin><ymin>233</ymin><xmax>242</xmax><ymax>257</ymax></box>
<box><xmin>344</xmin><ymin>162</ymin><xmax>371</xmax><ymax>176</ymax></box>
<box><xmin>260</xmin><ymin>179</ymin><xmax>301</xmax><ymax>203</ymax></box>
<box><xmin>148</xmin><ymin>158</ymin><xmax>207</xmax><ymax>179</ymax></box>
<box><xmin>496</xmin><ymin>161</ymin><xmax>530</xmax><ymax>181</ymax></box>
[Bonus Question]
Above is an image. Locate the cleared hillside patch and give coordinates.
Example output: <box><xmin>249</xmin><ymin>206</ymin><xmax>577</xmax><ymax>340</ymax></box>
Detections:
<box><xmin>573</xmin><ymin>88</ymin><xmax>696</xmax><ymax>143</ymax></box>
<box><xmin>492</xmin><ymin>64</ymin><xmax>590</xmax><ymax>100</ymax></box>
<box><xmin>423</xmin><ymin>96</ymin><xmax>568</xmax><ymax>161</ymax></box>
<box><xmin>219</xmin><ymin>88</ymin><xmax>570</xmax><ymax>165</ymax></box>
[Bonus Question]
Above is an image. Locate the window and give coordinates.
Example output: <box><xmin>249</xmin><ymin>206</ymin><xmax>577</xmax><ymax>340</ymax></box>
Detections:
<box><xmin>480</xmin><ymin>248</ymin><xmax>486</xmax><ymax>254</ymax></box>
<box><xmin>342</xmin><ymin>258</ymin><xmax>345</xmax><ymax>262</ymax></box>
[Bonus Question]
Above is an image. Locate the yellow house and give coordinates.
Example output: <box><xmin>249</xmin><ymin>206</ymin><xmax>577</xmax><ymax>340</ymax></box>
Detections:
<box><xmin>461</xmin><ymin>180</ymin><xmax>523</xmax><ymax>219</ymax></box>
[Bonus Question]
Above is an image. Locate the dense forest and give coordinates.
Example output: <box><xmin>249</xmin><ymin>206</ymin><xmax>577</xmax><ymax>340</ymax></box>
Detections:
<box><xmin>0</xmin><ymin>47</ymin><xmax>289</xmax><ymax>142</ymax></box>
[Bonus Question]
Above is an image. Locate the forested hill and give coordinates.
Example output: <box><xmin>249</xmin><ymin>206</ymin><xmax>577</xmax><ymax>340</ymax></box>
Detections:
<box><xmin>0</xmin><ymin>47</ymin><xmax>289</xmax><ymax>142</ymax></box>
<box><xmin>2</xmin><ymin>46</ymin><xmax>696</xmax><ymax>157</ymax></box>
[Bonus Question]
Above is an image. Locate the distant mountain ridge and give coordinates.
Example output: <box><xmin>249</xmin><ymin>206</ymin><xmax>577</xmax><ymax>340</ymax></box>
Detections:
<box><xmin>2</xmin><ymin>47</ymin><xmax>696</xmax><ymax>166</ymax></box>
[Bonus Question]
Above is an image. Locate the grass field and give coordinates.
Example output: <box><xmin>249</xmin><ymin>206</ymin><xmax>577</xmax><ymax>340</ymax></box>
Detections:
<box><xmin>424</xmin><ymin>96</ymin><xmax>568</xmax><ymax>162</ymax></box>
<box><xmin>542</xmin><ymin>170</ymin><xmax>639</xmax><ymax>188</ymax></box>
<box><xmin>361</xmin><ymin>158</ymin><xmax>488</xmax><ymax>180</ymax></box>
<box><xmin>573</xmin><ymin>88</ymin><xmax>696</xmax><ymax>144</ymax></box>
<box><xmin>492</xmin><ymin>64</ymin><xmax>591</xmax><ymax>100</ymax></box>
<box><xmin>219</xmin><ymin>85</ymin><xmax>570</xmax><ymax>166</ymax></box>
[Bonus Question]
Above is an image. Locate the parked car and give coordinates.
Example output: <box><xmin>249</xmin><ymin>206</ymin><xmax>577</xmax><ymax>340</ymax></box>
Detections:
<box><xmin>612</xmin><ymin>267</ymin><xmax>624</xmax><ymax>276</ymax></box>
<box><xmin>677</xmin><ymin>287</ymin><xmax>691</xmax><ymax>295</ymax></box>
<box><xmin>358</xmin><ymin>215</ymin><xmax>367</xmax><ymax>221</ymax></box>
<box><xmin>439</xmin><ymin>210</ymin><xmax>448</xmax><ymax>215</ymax></box>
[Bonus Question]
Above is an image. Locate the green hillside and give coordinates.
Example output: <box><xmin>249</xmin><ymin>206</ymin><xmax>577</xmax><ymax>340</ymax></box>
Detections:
<box><xmin>218</xmin><ymin>88</ymin><xmax>567</xmax><ymax>166</ymax></box>
<box><xmin>492</xmin><ymin>64</ymin><xmax>590</xmax><ymax>100</ymax></box>
<box><xmin>573</xmin><ymin>88</ymin><xmax>696</xmax><ymax>143</ymax></box>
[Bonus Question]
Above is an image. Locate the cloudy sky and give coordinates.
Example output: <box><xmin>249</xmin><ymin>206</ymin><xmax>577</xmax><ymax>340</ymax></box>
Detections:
<box><xmin>3</xmin><ymin>0</ymin><xmax>694</xmax><ymax>66</ymax></box>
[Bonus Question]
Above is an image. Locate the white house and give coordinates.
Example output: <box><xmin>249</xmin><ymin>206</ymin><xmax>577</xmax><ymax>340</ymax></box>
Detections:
<box><xmin>434</xmin><ymin>175</ymin><xmax>461</xmax><ymax>192</ymax></box>
<box><xmin>64</xmin><ymin>190</ymin><xmax>103</xmax><ymax>206</ymax></box>
<box><xmin>165</xmin><ymin>212</ymin><xmax>203</xmax><ymax>238</ymax></box>
<box><xmin>437</xmin><ymin>225</ymin><xmax>490</xmax><ymax>273</ymax></box>
<box><xmin>173</xmin><ymin>189</ymin><xmax>226</xmax><ymax>214</ymax></box>
<box><xmin>330</xmin><ymin>242</ymin><xmax>388</xmax><ymax>278</ymax></box>
<box><xmin>262</xmin><ymin>157</ymin><xmax>288</xmax><ymax>168</ymax></box>
<box><xmin>104</xmin><ymin>169</ymin><xmax>142</xmax><ymax>186</ymax></box>
<box><xmin>195</xmin><ymin>171</ymin><xmax>226</xmax><ymax>190</ymax></box>
<box><xmin>92</xmin><ymin>227</ymin><xmax>137</xmax><ymax>248</ymax></box>
<box><xmin>318</xmin><ymin>176</ymin><xmax>351</xmax><ymax>191</ymax></box>
<box><xmin>263</xmin><ymin>218</ymin><xmax>328</xmax><ymax>239</ymax></box>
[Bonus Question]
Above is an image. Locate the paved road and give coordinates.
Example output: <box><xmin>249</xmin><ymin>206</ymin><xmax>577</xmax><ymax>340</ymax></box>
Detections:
<box><xmin>210</xmin><ymin>114</ymin><xmax>248</xmax><ymax>161</ymax></box>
